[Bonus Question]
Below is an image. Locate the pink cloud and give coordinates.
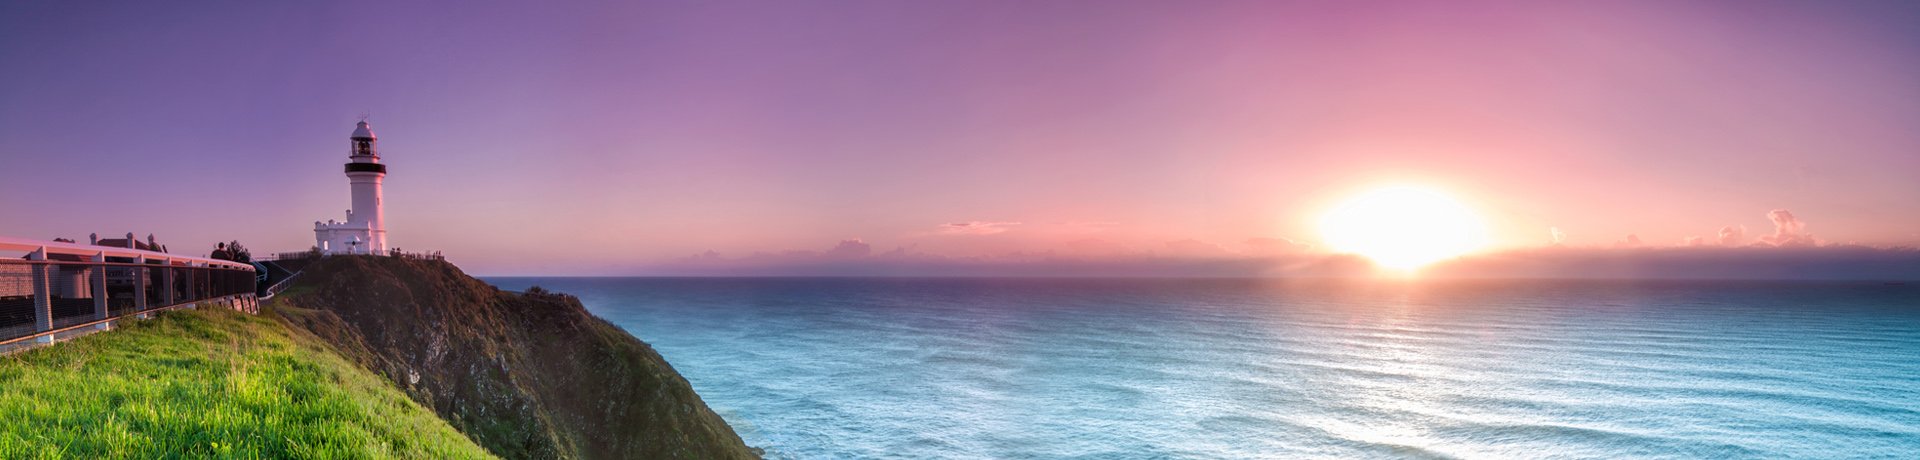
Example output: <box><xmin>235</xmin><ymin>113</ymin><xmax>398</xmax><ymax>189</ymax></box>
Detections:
<box><xmin>825</xmin><ymin>239</ymin><xmax>873</xmax><ymax>258</ymax></box>
<box><xmin>938</xmin><ymin>221</ymin><xmax>1022</xmax><ymax>236</ymax></box>
<box><xmin>1756</xmin><ymin>209</ymin><xmax>1819</xmax><ymax>247</ymax></box>
<box><xmin>1245</xmin><ymin>237</ymin><xmax>1313</xmax><ymax>256</ymax></box>
<box><xmin>1717</xmin><ymin>225</ymin><xmax>1747</xmax><ymax>247</ymax></box>
<box><xmin>1058</xmin><ymin>238</ymin><xmax>1133</xmax><ymax>258</ymax></box>
<box><xmin>1054</xmin><ymin>221</ymin><xmax>1121</xmax><ymax>228</ymax></box>
<box><xmin>1161</xmin><ymin>239</ymin><xmax>1234</xmax><ymax>258</ymax></box>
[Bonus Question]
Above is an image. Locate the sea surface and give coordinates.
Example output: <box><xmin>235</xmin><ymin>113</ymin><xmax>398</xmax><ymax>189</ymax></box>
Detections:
<box><xmin>482</xmin><ymin>277</ymin><xmax>1920</xmax><ymax>459</ymax></box>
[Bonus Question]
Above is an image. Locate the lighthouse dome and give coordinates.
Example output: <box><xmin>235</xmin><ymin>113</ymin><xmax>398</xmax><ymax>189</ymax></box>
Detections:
<box><xmin>350</xmin><ymin>121</ymin><xmax>376</xmax><ymax>139</ymax></box>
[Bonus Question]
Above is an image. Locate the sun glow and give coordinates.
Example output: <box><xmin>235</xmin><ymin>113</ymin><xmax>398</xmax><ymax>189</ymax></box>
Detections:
<box><xmin>1319</xmin><ymin>186</ymin><xmax>1487</xmax><ymax>270</ymax></box>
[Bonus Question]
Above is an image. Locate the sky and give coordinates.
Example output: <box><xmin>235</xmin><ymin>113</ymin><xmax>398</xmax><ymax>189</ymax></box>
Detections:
<box><xmin>2</xmin><ymin>1</ymin><xmax>1918</xmax><ymax>276</ymax></box>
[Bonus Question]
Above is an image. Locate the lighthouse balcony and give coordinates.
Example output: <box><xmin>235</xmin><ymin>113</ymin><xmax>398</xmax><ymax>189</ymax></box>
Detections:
<box><xmin>344</xmin><ymin>163</ymin><xmax>387</xmax><ymax>174</ymax></box>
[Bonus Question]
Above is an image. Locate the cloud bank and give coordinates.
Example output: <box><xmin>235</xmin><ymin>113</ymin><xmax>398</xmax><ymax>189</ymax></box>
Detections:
<box><xmin>658</xmin><ymin>237</ymin><xmax>1370</xmax><ymax>277</ymax></box>
<box><xmin>1425</xmin><ymin>246</ymin><xmax>1919</xmax><ymax>280</ymax></box>
<box><xmin>651</xmin><ymin>239</ymin><xmax>1919</xmax><ymax>280</ymax></box>
<box><xmin>639</xmin><ymin>209</ymin><xmax>1917</xmax><ymax>279</ymax></box>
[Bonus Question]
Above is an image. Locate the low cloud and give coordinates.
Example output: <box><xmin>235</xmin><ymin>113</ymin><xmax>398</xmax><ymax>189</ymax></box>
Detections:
<box><xmin>1059</xmin><ymin>238</ymin><xmax>1132</xmax><ymax>257</ymax></box>
<box><xmin>938</xmin><ymin>221</ymin><xmax>1022</xmax><ymax>236</ymax></box>
<box><xmin>1562</xmin><ymin>209</ymin><xmax>1820</xmax><ymax>249</ymax></box>
<box><xmin>825</xmin><ymin>239</ymin><xmax>873</xmax><ymax>258</ymax></box>
<box><xmin>1756</xmin><ymin>209</ymin><xmax>1818</xmax><ymax>247</ymax></box>
<box><xmin>1717</xmin><ymin>225</ymin><xmax>1747</xmax><ymax>246</ymax></box>
<box><xmin>674</xmin><ymin>238</ymin><xmax>880</xmax><ymax>267</ymax></box>
<box><xmin>1428</xmin><ymin>246</ymin><xmax>1920</xmax><ymax>280</ymax></box>
<box><xmin>1245</xmin><ymin>237</ymin><xmax>1313</xmax><ymax>255</ymax></box>
<box><xmin>1162</xmin><ymin>239</ymin><xmax>1234</xmax><ymax>258</ymax></box>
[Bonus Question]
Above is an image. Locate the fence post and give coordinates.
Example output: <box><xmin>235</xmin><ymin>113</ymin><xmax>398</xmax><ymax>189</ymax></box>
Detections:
<box><xmin>133</xmin><ymin>256</ymin><xmax>148</xmax><ymax>310</ymax></box>
<box><xmin>28</xmin><ymin>248</ymin><xmax>52</xmax><ymax>343</ymax></box>
<box><xmin>160</xmin><ymin>258</ymin><xmax>175</xmax><ymax>306</ymax></box>
<box><xmin>92</xmin><ymin>252</ymin><xmax>108</xmax><ymax>320</ymax></box>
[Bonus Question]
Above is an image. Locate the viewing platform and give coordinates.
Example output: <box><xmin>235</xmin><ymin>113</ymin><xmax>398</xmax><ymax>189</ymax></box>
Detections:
<box><xmin>0</xmin><ymin>235</ymin><xmax>258</xmax><ymax>354</ymax></box>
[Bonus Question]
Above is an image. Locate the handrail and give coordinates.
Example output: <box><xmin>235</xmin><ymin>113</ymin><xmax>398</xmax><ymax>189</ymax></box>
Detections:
<box><xmin>0</xmin><ymin>259</ymin><xmax>213</xmax><ymax>269</ymax></box>
<box><xmin>259</xmin><ymin>271</ymin><xmax>301</xmax><ymax>300</ymax></box>
<box><xmin>0</xmin><ymin>235</ymin><xmax>254</xmax><ymax>270</ymax></box>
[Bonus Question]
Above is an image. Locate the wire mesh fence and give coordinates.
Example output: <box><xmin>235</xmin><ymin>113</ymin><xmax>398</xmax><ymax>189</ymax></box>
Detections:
<box><xmin>0</xmin><ymin>264</ymin><xmax>36</xmax><ymax>340</ymax></box>
<box><xmin>113</xmin><ymin>265</ymin><xmax>144</xmax><ymax>316</ymax></box>
<box><xmin>45</xmin><ymin>261</ymin><xmax>99</xmax><ymax>330</ymax></box>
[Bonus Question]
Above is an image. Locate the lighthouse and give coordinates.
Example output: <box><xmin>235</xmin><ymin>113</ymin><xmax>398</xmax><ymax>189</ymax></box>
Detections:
<box><xmin>314</xmin><ymin>121</ymin><xmax>389</xmax><ymax>255</ymax></box>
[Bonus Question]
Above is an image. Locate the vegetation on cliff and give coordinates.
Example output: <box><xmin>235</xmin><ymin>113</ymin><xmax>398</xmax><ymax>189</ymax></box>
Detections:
<box><xmin>275</xmin><ymin>256</ymin><xmax>758</xmax><ymax>459</ymax></box>
<box><xmin>0</xmin><ymin>308</ymin><xmax>493</xmax><ymax>459</ymax></box>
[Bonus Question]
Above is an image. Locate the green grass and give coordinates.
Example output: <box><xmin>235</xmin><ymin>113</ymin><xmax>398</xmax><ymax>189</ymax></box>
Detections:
<box><xmin>0</xmin><ymin>307</ymin><xmax>495</xmax><ymax>459</ymax></box>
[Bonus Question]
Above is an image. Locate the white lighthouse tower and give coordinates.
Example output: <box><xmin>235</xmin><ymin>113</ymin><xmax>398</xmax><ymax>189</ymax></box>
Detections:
<box><xmin>314</xmin><ymin>121</ymin><xmax>389</xmax><ymax>255</ymax></box>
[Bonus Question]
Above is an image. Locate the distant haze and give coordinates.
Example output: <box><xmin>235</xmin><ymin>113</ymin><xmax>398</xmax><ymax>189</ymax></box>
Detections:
<box><xmin>3</xmin><ymin>1</ymin><xmax>1918</xmax><ymax>276</ymax></box>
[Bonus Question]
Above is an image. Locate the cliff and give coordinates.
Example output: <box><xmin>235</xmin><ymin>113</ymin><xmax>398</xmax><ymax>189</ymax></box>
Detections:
<box><xmin>274</xmin><ymin>256</ymin><xmax>758</xmax><ymax>459</ymax></box>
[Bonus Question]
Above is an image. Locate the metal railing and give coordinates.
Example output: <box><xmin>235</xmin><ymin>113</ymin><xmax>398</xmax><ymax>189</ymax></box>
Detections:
<box><xmin>264</xmin><ymin>250</ymin><xmax>321</xmax><ymax>262</ymax></box>
<box><xmin>0</xmin><ymin>236</ymin><xmax>258</xmax><ymax>349</ymax></box>
<box><xmin>259</xmin><ymin>271</ymin><xmax>301</xmax><ymax>301</ymax></box>
<box><xmin>389</xmin><ymin>249</ymin><xmax>444</xmax><ymax>261</ymax></box>
<box><xmin>267</xmin><ymin>248</ymin><xmax>444</xmax><ymax>262</ymax></box>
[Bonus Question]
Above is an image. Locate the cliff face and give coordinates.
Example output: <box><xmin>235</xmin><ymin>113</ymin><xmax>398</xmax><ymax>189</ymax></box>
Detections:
<box><xmin>275</xmin><ymin>256</ymin><xmax>758</xmax><ymax>460</ymax></box>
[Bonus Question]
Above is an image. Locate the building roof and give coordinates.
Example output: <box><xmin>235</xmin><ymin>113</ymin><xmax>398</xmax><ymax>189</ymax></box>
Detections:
<box><xmin>351</xmin><ymin>121</ymin><xmax>376</xmax><ymax>139</ymax></box>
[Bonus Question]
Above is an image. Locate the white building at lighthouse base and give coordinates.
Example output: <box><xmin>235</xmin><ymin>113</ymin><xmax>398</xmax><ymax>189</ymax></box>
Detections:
<box><xmin>315</xmin><ymin>211</ymin><xmax>377</xmax><ymax>255</ymax></box>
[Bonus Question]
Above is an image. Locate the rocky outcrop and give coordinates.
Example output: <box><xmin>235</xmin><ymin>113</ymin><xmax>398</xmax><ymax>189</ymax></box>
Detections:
<box><xmin>275</xmin><ymin>256</ymin><xmax>758</xmax><ymax>459</ymax></box>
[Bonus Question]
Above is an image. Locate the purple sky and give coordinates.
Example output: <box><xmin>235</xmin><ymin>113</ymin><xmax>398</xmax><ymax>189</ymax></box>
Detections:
<box><xmin>3</xmin><ymin>1</ymin><xmax>1919</xmax><ymax>276</ymax></box>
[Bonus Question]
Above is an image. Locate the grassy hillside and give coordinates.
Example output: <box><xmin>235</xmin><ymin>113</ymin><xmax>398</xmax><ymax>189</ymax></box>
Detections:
<box><xmin>278</xmin><ymin>256</ymin><xmax>759</xmax><ymax>459</ymax></box>
<box><xmin>0</xmin><ymin>307</ymin><xmax>495</xmax><ymax>459</ymax></box>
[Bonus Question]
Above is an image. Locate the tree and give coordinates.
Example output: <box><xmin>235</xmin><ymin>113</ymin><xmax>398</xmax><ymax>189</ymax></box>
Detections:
<box><xmin>212</xmin><ymin>240</ymin><xmax>252</xmax><ymax>263</ymax></box>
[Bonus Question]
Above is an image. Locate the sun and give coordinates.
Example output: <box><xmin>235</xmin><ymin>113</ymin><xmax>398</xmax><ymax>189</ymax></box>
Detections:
<box><xmin>1319</xmin><ymin>186</ymin><xmax>1487</xmax><ymax>270</ymax></box>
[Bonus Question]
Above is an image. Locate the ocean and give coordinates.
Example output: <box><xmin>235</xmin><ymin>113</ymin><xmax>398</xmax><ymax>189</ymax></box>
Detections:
<box><xmin>482</xmin><ymin>277</ymin><xmax>1920</xmax><ymax>459</ymax></box>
